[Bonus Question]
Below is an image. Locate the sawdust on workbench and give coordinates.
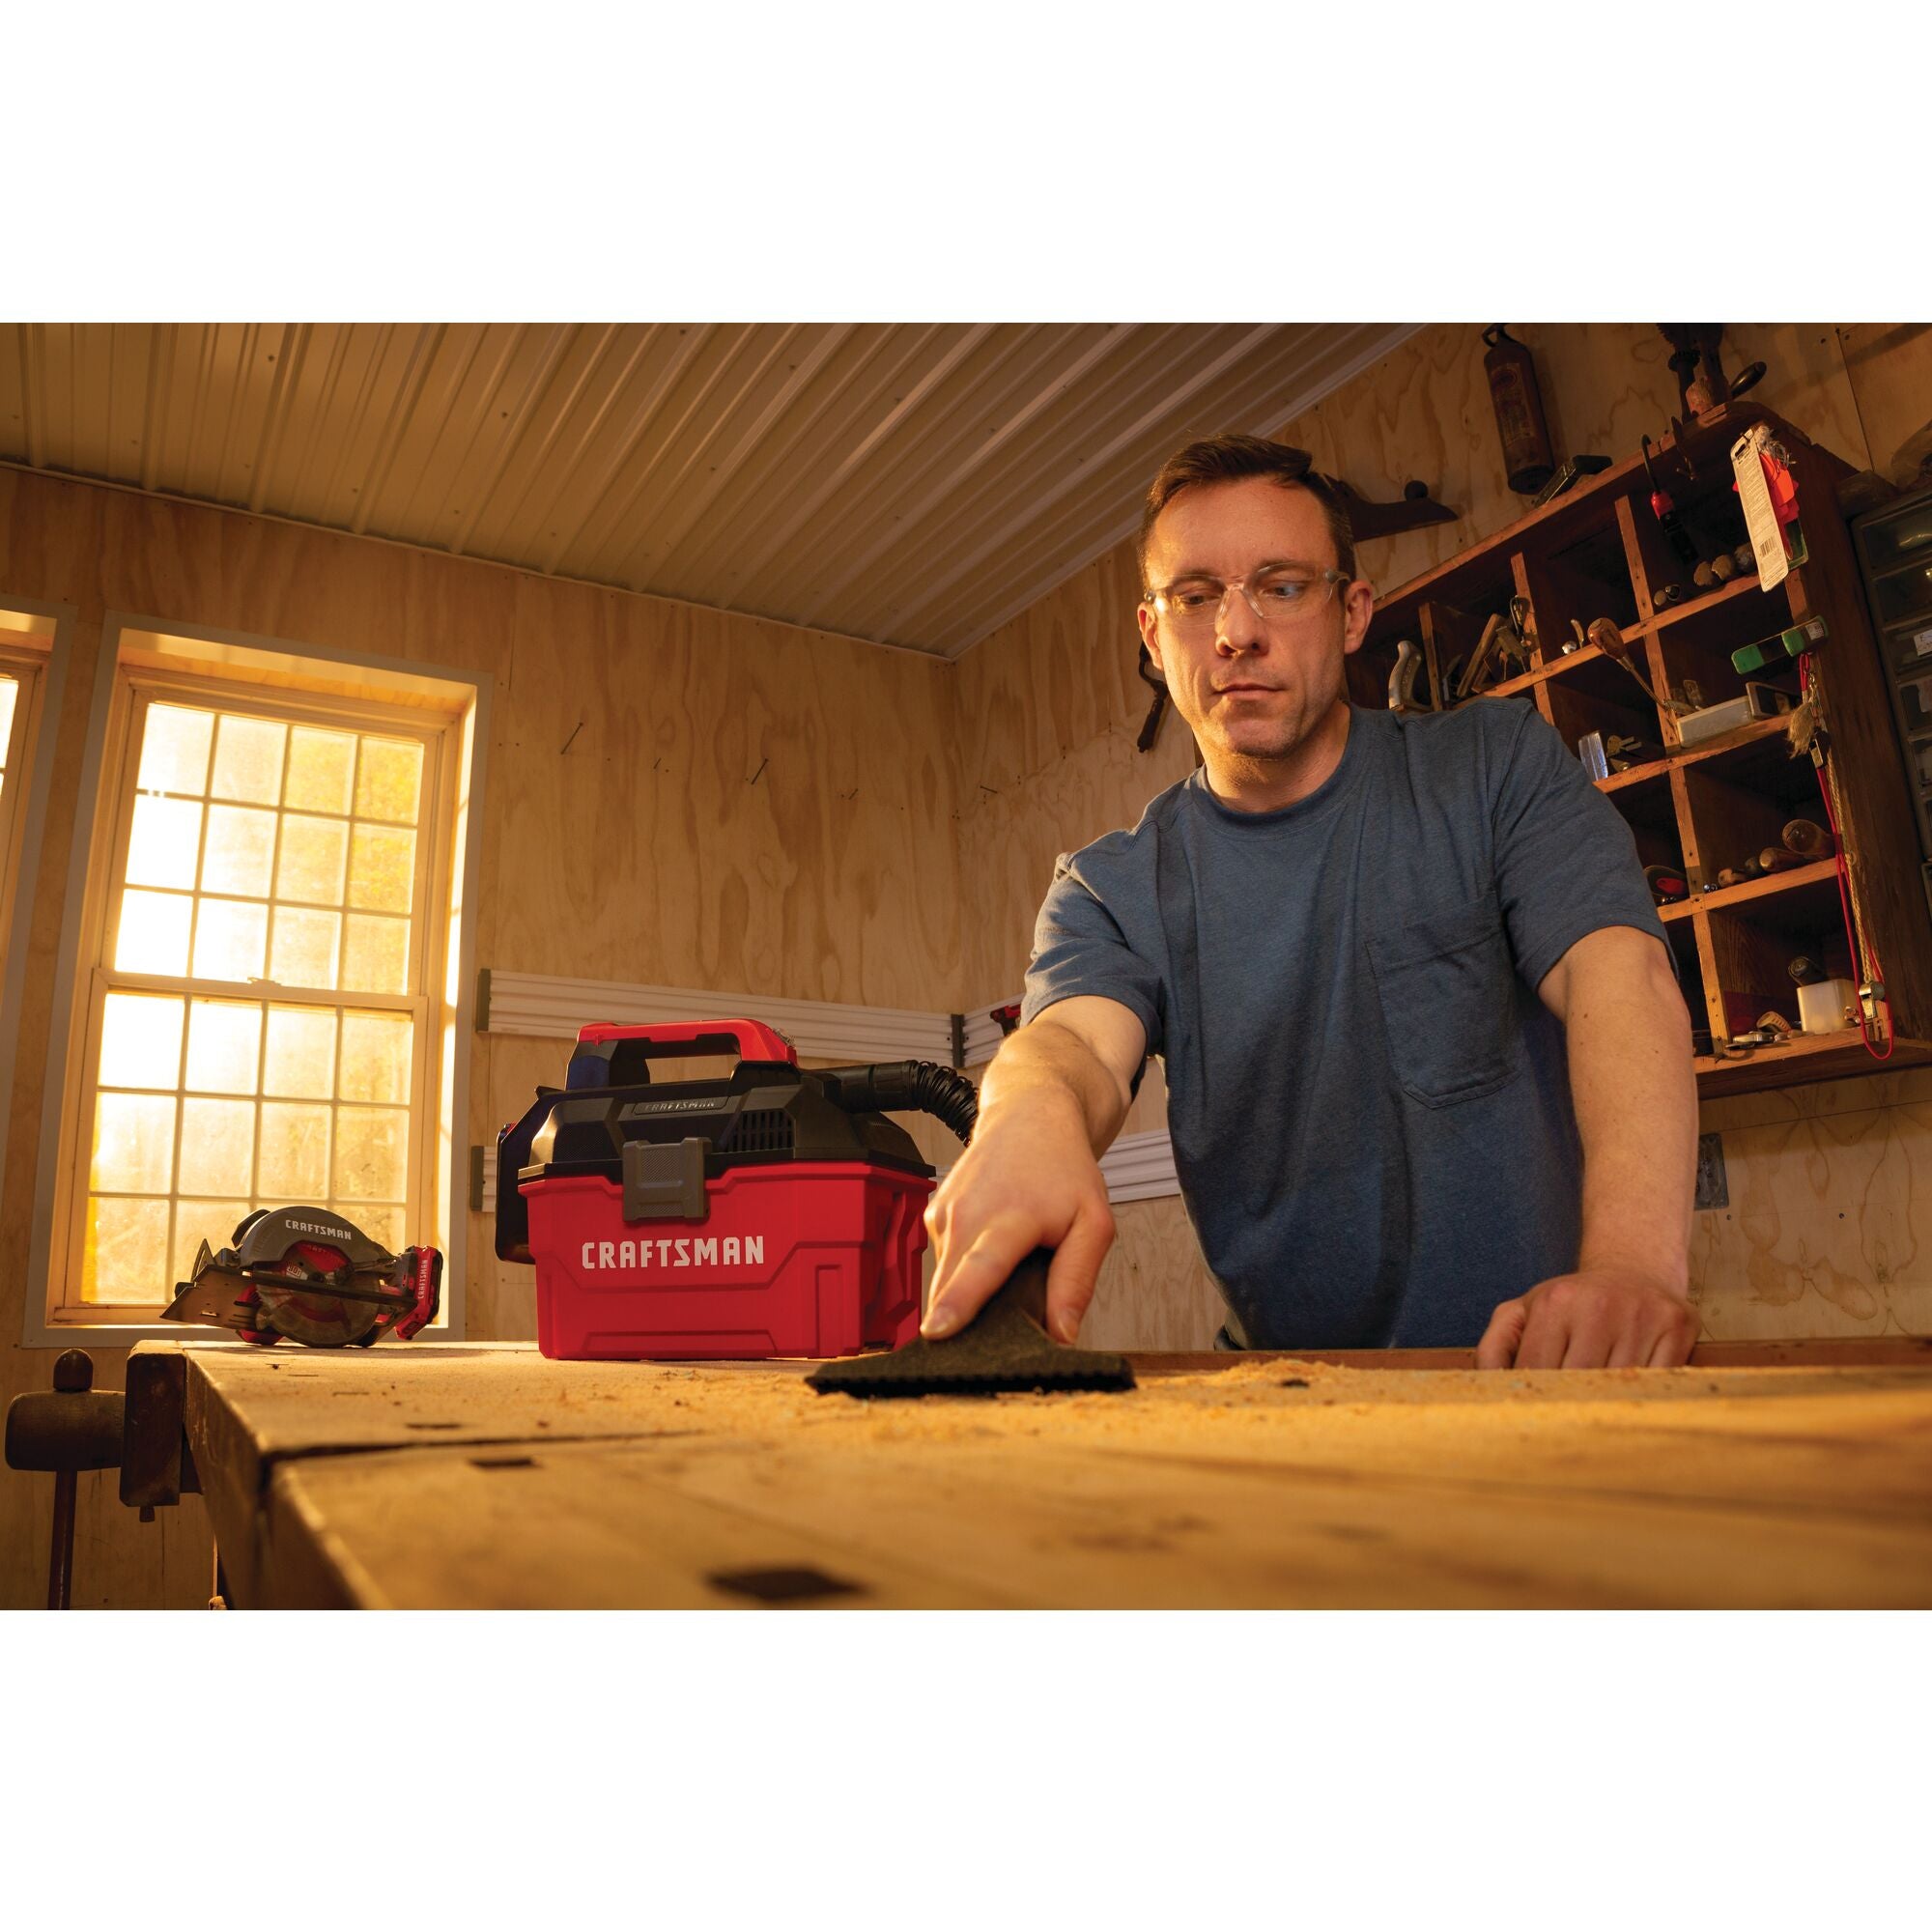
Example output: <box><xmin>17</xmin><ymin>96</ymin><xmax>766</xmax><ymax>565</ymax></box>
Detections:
<box><xmin>625</xmin><ymin>1355</ymin><xmax>1932</xmax><ymax>1504</ymax></box>
<box><xmin>188</xmin><ymin>1343</ymin><xmax>1932</xmax><ymax>1520</ymax></box>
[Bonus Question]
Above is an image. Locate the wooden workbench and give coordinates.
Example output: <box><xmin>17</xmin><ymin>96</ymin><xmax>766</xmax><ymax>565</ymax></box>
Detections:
<box><xmin>136</xmin><ymin>1339</ymin><xmax>1932</xmax><ymax>1609</ymax></box>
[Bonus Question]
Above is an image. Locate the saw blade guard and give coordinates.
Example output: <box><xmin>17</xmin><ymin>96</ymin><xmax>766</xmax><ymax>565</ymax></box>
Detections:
<box><xmin>161</xmin><ymin>1206</ymin><xmax>443</xmax><ymax>1347</ymax></box>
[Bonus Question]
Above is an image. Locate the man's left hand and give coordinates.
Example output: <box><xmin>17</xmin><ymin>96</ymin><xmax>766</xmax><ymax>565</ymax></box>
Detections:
<box><xmin>1477</xmin><ymin>1265</ymin><xmax>1698</xmax><ymax>1370</ymax></box>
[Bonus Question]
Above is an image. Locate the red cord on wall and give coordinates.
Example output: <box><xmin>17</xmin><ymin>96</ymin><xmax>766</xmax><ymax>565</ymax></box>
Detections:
<box><xmin>1800</xmin><ymin>652</ymin><xmax>1892</xmax><ymax>1061</ymax></box>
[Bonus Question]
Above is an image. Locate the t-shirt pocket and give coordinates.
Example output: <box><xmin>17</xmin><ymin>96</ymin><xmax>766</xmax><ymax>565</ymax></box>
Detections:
<box><xmin>1367</xmin><ymin>896</ymin><xmax>1524</xmax><ymax>1107</ymax></box>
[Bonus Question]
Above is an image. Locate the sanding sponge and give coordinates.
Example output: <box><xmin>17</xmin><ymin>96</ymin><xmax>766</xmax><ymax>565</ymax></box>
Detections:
<box><xmin>807</xmin><ymin>1249</ymin><xmax>1135</xmax><ymax>1399</ymax></box>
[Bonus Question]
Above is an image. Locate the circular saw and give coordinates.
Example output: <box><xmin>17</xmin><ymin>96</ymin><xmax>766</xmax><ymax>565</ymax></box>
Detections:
<box><xmin>161</xmin><ymin>1206</ymin><xmax>442</xmax><ymax>1348</ymax></box>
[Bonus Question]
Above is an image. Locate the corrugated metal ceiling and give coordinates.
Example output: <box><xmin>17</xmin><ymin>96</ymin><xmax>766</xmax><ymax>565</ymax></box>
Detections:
<box><xmin>0</xmin><ymin>323</ymin><xmax>1414</xmax><ymax>658</ymax></box>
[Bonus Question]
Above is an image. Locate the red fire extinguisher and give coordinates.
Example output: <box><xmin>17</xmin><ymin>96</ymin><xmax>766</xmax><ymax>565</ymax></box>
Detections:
<box><xmin>1482</xmin><ymin>326</ymin><xmax>1556</xmax><ymax>495</ymax></box>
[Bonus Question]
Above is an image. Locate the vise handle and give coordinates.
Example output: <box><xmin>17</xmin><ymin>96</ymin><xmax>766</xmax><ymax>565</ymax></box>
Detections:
<box><xmin>6</xmin><ymin>1348</ymin><xmax>198</xmax><ymax>1608</ymax></box>
<box><xmin>5</xmin><ymin>1350</ymin><xmax>122</xmax><ymax>1608</ymax></box>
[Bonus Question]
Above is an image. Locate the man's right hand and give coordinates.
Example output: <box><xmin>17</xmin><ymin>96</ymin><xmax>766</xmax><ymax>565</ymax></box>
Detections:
<box><xmin>919</xmin><ymin>999</ymin><xmax>1146</xmax><ymax>1346</ymax></box>
<box><xmin>921</xmin><ymin>1093</ymin><xmax>1115</xmax><ymax>1344</ymax></box>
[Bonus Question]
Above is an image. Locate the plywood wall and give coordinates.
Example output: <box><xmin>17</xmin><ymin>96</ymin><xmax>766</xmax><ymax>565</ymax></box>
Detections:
<box><xmin>1694</xmin><ymin>1065</ymin><xmax>1932</xmax><ymax>1340</ymax></box>
<box><xmin>0</xmin><ymin>466</ymin><xmax>966</xmax><ymax>1606</ymax></box>
<box><xmin>958</xmin><ymin>323</ymin><xmax>1932</xmax><ymax>1355</ymax></box>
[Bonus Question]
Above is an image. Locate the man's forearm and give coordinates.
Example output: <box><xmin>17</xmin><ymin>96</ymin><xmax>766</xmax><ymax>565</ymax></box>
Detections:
<box><xmin>1563</xmin><ymin>943</ymin><xmax>1697</xmax><ymax>1290</ymax></box>
<box><xmin>978</xmin><ymin>1018</ymin><xmax>1133</xmax><ymax>1157</ymax></box>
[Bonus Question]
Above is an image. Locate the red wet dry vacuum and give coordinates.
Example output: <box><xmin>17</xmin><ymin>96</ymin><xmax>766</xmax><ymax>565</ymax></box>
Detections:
<box><xmin>496</xmin><ymin>1019</ymin><xmax>979</xmax><ymax>1360</ymax></box>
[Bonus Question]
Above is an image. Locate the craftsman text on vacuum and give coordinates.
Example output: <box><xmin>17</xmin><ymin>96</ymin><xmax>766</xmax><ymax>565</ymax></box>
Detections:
<box><xmin>580</xmin><ymin>1236</ymin><xmax>764</xmax><ymax>1271</ymax></box>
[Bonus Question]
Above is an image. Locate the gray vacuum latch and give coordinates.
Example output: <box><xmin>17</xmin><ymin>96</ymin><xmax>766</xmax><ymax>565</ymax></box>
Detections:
<box><xmin>622</xmin><ymin>1138</ymin><xmax>710</xmax><ymax>1222</ymax></box>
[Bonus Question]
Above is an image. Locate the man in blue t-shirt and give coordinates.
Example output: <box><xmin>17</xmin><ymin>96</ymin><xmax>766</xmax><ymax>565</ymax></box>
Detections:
<box><xmin>921</xmin><ymin>434</ymin><xmax>1698</xmax><ymax>1368</ymax></box>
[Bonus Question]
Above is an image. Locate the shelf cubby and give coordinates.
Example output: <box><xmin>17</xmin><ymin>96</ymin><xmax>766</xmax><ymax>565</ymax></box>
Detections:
<box><xmin>1603</xmin><ymin>762</ymin><xmax>1685</xmax><ymax>878</ymax></box>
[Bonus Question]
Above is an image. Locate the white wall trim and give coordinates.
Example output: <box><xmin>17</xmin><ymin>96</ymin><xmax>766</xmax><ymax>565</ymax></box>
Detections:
<box><xmin>480</xmin><ymin>969</ymin><xmax>1035</xmax><ymax>1071</ymax></box>
<box><xmin>22</xmin><ymin>612</ymin><xmax>122</xmax><ymax>1348</ymax></box>
<box><xmin>480</xmin><ymin>968</ymin><xmax>960</xmax><ymax>1065</ymax></box>
<box><xmin>447</xmin><ymin>674</ymin><xmax>491</xmax><ymax>1341</ymax></box>
<box><xmin>1097</xmin><ymin>1128</ymin><xmax>1181</xmax><ymax>1204</ymax></box>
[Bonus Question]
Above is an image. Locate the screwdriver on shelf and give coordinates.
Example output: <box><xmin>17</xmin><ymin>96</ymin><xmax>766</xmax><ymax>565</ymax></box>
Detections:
<box><xmin>1586</xmin><ymin>616</ymin><xmax>1683</xmax><ymax>712</ymax></box>
<box><xmin>1642</xmin><ymin>435</ymin><xmax>1700</xmax><ymax>574</ymax></box>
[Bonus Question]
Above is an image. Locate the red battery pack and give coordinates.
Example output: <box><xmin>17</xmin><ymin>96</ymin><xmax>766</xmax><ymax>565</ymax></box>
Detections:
<box><xmin>522</xmin><ymin>1160</ymin><xmax>932</xmax><ymax>1361</ymax></box>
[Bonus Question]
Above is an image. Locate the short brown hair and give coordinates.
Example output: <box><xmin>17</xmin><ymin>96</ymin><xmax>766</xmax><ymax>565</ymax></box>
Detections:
<box><xmin>1137</xmin><ymin>434</ymin><xmax>1356</xmax><ymax>588</ymax></box>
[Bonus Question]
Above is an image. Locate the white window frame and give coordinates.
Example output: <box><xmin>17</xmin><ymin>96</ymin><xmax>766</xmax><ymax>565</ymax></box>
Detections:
<box><xmin>0</xmin><ymin>599</ymin><xmax>73</xmax><ymax>1200</ymax></box>
<box><xmin>0</xmin><ymin>641</ymin><xmax>50</xmax><ymax>969</ymax></box>
<box><xmin>24</xmin><ymin>613</ymin><xmax>489</xmax><ymax>1345</ymax></box>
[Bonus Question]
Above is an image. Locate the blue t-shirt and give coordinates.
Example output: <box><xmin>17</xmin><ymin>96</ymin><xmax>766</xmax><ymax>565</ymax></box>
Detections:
<box><xmin>1019</xmin><ymin>699</ymin><xmax>1669</xmax><ymax>1350</ymax></box>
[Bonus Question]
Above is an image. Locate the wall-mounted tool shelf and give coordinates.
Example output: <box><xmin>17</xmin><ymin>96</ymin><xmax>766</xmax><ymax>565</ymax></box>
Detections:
<box><xmin>1357</xmin><ymin>404</ymin><xmax>1932</xmax><ymax>1093</ymax></box>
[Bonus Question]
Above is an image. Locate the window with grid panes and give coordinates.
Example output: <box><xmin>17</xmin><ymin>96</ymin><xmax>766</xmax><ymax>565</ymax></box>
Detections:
<box><xmin>73</xmin><ymin>686</ymin><xmax>441</xmax><ymax>1309</ymax></box>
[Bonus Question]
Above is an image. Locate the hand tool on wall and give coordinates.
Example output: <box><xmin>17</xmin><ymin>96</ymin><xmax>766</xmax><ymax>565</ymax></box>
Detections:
<box><xmin>161</xmin><ymin>1207</ymin><xmax>442</xmax><ymax>1347</ymax></box>
<box><xmin>991</xmin><ymin>1002</ymin><xmax>1023</xmax><ymax>1038</ymax></box>
<box><xmin>1657</xmin><ymin>326</ymin><xmax>1767</xmax><ymax>418</ymax></box>
<box><xmin>1321</xmin><ymin>476</ymin><xmax>1459</xmax><ymax>542</ymax></box>
<box><xmin>1451</xmin><ymin>612</ymin><xmax>1511</xmax><ymax>700</ymax></box>
<box><xmin>1531</xmin><ymin>454</ymin><xmax>1613</xmax><ymax>507</ymax></box>
<box><xmin>1677</xmin><ymin>682</ymin><xmax>1794</xmax><ymax>746</ymax></box>
<box><xmin>1496</xmin><ymin>595</ymin><xmax>1536</xmax><ymax>674</ymax></box>
<box><xmin>1720</xmin><ymin>842</ymin><xmax>1806</xmax><ymax>884</ymax></box>
<box><xmin>1659</xmin><ymin>326</ymin><xmax>1707</xmax><ymax>418</ymax></box>
<box><xmin>1641</xmin><ymin>436</ymin><xmax>1701</xmax><ymax>574</ymax></box>
<box><xmin>1605</xmin><ymin>732</ymin><xmax>1662</xmax><ymax>771</ymax></box>
<box><xmin>1587</xmin><ymin>615</ymin><xmax>1680</xmax><ymax>716</ymax></box>
<box><xmin>1482</xmin><ymin>327</ymin><xmax>1557</xmax><ymax>495</ymax></box>
<box><xmin>809</xmin><ymin>1248</ymin><xmax>1135</xmax><ymax>1399</ymax></box>
<box><xmin>1713</xmin><ymin>341</ymin><xmax>1767</xmax><ymax>407</ymax></box>
<box><xmin>1388</xmin><ymin>638</ymin><xmax>1431</xmax><ymax>712</ymax></box>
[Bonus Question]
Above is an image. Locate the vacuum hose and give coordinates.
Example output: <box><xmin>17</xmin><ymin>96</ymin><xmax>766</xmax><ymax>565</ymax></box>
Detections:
<box><xmin>818</xmin><ymin>1060</ymin><xmax>980</xmax><ymax>1145</ymax></box>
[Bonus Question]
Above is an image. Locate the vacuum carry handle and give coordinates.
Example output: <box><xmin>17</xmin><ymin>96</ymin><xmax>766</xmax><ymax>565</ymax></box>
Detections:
<box><xmin>574</xmin><ymin>1019</ymin><xmax>798</xmax><ymax>1066</ymax></box>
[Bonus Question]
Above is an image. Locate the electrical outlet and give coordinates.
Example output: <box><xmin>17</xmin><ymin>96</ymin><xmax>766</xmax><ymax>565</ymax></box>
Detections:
<box><xmin>1694</xmin><ymin>1132</ymin><xmax>1728</xmax><ymax>1210</ymax></box>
